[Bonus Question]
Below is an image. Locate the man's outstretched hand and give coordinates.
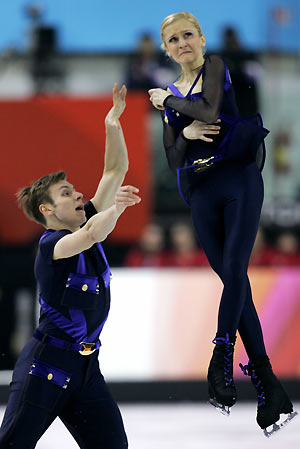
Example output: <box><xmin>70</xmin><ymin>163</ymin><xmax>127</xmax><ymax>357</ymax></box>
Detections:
<box><xmin>115</xmin><ymin>185</ymin><xmax>141</xmax><ymax>214</ymax></box>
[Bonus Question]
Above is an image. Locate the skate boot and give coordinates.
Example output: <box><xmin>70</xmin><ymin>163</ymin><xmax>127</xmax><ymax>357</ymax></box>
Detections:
<box><xmin>240</xmin><ymin>356</ymin><xmax>298</xmax><ymax>437</ymax></box>
<box><xmin>207</xmin><ymin>333</ymin><xmax>237</xmax><ymax>416</ymax></box>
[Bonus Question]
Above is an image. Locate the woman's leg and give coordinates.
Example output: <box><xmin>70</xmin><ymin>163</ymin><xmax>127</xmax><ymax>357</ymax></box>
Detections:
<box><xmin>190</xmin><ymin>162</ymin><xmax>266</xmax><ymax>355</ymax></box>
<box><xmin>191</xmin><ymin>164</ymin><xmax>296</xmax><ymax>429</ymax></box>
<box><xmin>217</xmin><ymin>163</ymin><xmax>263</xmax><ymax>335</ymax></box>
<box><xmin>191</xmin><ymin>183</ymin><xmax>238</xmax><ymax>411</ymax></box>
<box><xmin>238</xmin><ymin>280</ymin><xmax>266</xmax><ymax>359</ymax></box>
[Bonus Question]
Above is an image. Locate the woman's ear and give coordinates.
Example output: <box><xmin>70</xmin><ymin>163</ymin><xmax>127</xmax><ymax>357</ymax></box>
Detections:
<box><xmin>161</xmin><ymin>42</ymin><xmax>171</xmax><ymax>58</ymax></box>
<box><xmin>201</xmin><ymin>34</ymin><xmax>206</xmax><ymax>47</ymax></box>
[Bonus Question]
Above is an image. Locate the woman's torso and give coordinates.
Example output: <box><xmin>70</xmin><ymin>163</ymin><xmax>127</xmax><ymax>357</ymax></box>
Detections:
<box><xmin>165</xmin><ymin>57</ymin><xmax>240</xmax><ymax>161</ymax></box>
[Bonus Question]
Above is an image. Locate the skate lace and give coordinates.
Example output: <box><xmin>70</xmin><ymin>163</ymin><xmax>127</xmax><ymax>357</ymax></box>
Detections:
<box><xmin>212</xmin><ymin>333</ymin><xmax>234</xmax><ymax>387</ymax></box>
<box><xmin>239</xmin><ymin>362</ymin><xmax>265</xmax><ymax>407</ymax></box>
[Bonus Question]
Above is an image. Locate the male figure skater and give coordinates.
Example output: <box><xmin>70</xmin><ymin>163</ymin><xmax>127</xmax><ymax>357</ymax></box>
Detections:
<box><xmin>0</xmin><ymin>84</ymin><xmax>140</xmax><ymax>448</ymax></box>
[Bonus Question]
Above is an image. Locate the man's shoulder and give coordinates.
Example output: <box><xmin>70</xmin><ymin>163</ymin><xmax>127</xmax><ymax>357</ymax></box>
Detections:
<box><xmin>37</xmin><ymin>229</ymin><xmax>73</xmax><ymax>266</ymax></box>
<box><xmin>39</xmin><ymin>229</ymin><xmax>71</xmax><ymax>247</ymax></box>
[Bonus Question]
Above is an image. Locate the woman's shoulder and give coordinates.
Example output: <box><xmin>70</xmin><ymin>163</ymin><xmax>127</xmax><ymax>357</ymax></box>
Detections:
<box><xmin>204</xmin><ymin>54</ymin><xmax>225</xmax><ymax>67</ymax></box>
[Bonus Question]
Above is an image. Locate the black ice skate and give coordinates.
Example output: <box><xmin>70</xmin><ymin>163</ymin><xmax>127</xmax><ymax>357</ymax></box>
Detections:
<box><xmin>207</xmin><ymin>333</ymin><xmax>237</xmax><ymax>416</ymax></box>
<box><xmin>240</xmin><ymin>356</ymin><xmax>298</xmax><ymax>437</ymax></box>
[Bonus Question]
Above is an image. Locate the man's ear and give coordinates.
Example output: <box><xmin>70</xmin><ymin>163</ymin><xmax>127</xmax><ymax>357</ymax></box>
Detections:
<box><xmin>39</xmin><ymin>204</ymin><xmax>54</xmax><ymax>217</ymax></box>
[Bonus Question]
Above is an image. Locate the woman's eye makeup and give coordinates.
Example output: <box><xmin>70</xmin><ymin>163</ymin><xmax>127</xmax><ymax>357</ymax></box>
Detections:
<box><xmin>168</xmin><ymin>31</ymin><xmax>193</xmax><ymax>43</ymax></box>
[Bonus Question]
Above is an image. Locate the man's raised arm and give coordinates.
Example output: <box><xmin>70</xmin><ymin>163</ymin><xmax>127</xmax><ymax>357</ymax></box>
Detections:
<box><xmin>91</xmin><ymin>83</ymin><xmax>129</xmax><ymax>212</ymax></box>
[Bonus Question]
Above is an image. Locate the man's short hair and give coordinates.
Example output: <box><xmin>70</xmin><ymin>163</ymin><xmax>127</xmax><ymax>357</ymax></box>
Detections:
<box><xmin>17</xmin><ymin>170</ymin><xmax>66</xmax><ymax>226</ymax></box>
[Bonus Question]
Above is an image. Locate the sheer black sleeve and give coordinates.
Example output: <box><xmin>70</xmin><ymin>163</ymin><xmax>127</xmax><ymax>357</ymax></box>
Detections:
<box><xmin>163</xmin><ymin>54</ymin><xmax>225</xmax><ymax>124</ymax></box>
<box><xmin>161</xmin><ymin>111</ymin><xmax>189</xmax><ymax>172</ymax></box>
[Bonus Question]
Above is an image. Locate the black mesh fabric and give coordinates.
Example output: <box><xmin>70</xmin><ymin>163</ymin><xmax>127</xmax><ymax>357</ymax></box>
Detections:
<box><xmin>163</xmin><ymin>54</ymin><xmax>225</xmax><ymax>124</ymax></box>
<box><xmin>162</xmin><ymin>55</ymin><xmax>231</xmax><ymax>172</ymax></box>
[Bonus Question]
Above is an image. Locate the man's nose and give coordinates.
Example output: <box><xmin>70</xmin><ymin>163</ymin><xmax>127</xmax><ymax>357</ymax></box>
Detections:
<box><xmin>75</xmin><ymin>191</ymin><xmax>83</xmax><ymax>200</ymax></box>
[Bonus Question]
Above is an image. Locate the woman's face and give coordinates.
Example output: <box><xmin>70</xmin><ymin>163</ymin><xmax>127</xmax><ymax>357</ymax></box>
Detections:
<box><xmin>163</xmin><ymin>18</ymin><xmax>205</xmax><ymax>66</ymax></box>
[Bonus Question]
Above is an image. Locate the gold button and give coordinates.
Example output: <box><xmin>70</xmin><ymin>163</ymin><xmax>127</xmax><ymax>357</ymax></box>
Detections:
<box><xmin>110</xmin><ymin>275</ymin><xmax>112</xmax><ymax>281</ymax></box>
<box><xmin>82</xmin><ymin>284</ymin><xmax>88</xmax><ymax>291</ymax></box>
<box><xmin>47</xmin><ymin>373</ymin><xmax>53</xmax><ymax>381</ymax></box>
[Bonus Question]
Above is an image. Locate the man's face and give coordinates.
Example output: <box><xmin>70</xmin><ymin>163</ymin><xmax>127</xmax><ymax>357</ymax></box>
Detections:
<box><xmin>43</xmin><ymin>180</ymin><xmax>86</xmax><ymax>230</ymax></box>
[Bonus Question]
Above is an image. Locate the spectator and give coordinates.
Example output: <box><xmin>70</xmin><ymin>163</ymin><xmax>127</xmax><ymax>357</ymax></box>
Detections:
<box><xmin>220</xmin><ymin>26</ymin><xmax>261</xmax><ymax>117</ymax></box>
<box><xmin>271</xmin><ymin>231</ymin><xmax>300</xmax><ymax>266</ymax></box>
<box><xmin>124</xmin><ymin>223</ymin><xmax>167</xmax><ymax>267</ymax></box>
<box><xmin>125</xmin><ymin>33</ymin><xmax>176</xmax><ymax>91</ymax></box>
<box><xmin>250</xmin><ymin>228</ymin><xmax>300</xmax><ymax>266</ymax></box>
<box><xmin>25</xmin><ymin>2</ymin><xmax>65</xmax><ymax>94</ymax></box>
<box><xmin>166</xmin><ymin>222</ymin><xmax>208</xmax><ymax>267</ymax></box>
<box><xmin>250</xmin><ymin>226</ymin><xmax>274</xmax><ymax>266</ymax></box>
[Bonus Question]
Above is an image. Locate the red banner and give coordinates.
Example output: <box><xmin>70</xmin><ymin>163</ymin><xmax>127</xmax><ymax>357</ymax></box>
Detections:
<box><xmin>0</xmin><ymin>93</ymin><xmax>152</xmax><ymax>245</ymax></box>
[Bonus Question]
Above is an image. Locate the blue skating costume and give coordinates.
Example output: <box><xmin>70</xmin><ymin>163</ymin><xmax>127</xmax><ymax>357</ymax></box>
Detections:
<box><xmin>162</xmin><ymin>54</ymin><xmax>269</xmax><ymax>357</ymax></box>
<box><xmin>0</xmin><ymin>201</ymin><xmax>127</xmax><ymax>449</ymax></box>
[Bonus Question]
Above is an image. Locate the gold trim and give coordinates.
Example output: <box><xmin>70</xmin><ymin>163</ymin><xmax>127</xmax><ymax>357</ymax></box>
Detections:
<box><xmin>192</xmin><ymin>157</ymin><xmax>215</xmax><ymax>172</ymax></box>
<box><xmin>79</xmin><ymin>342</ymin><xmax>96</xmax><ymax>356</ymax></box>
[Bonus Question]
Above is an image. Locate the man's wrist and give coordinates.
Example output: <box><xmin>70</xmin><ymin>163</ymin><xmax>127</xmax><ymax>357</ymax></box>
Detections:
<box><xmin>114</xmin><ymin>203</ymin><xmax>125</xmax><ymax>216</ymax></box>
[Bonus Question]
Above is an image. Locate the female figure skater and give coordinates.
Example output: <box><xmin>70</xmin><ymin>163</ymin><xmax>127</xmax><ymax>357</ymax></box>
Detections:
<box><xmin>0</xmin><ymin>84</ymin><xmax>140</xmax><ymax>448</ymax></box>
<box><xmin>148</xmin><ymin>11</ymin><xmax>297</xmax><ymax>437</ymax></box>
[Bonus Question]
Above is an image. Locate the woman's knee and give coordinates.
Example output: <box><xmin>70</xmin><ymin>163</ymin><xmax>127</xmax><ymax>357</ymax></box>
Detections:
<box><xmin>222</xmin><ymin>259</ymin><xmax>248</xmax><ymax>286</ymax></box>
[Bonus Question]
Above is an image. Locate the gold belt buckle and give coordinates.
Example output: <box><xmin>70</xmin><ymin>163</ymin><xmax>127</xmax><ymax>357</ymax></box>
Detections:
<box><xmin>192</xmin><ymin>156</ymin><xmax>215</xmax><ymax>172</ymax></box>
<box><xmin>79</xmin><ymin>342</ymin><xmax>96</xmax><ymax>356</ymax></box>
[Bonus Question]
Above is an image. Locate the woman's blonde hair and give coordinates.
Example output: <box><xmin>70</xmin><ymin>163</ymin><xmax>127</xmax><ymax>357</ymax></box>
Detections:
<box><xmin>160</xmin><ymin>12</ymin><xmax>202</xmax><ymax>50</ymax></box>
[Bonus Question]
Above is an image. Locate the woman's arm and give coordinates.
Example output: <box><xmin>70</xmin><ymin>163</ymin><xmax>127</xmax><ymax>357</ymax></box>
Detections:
<box><xmin>151</xmin><ymin>55</ymin><xmax>225</xmax><ymax>124</ymax></box>
<box><xmin>163</xmin><ymin>114</ymin><xmax>220</xmax><ymax>171</ymax></box>
<box><xmin>163</xmin><ymin>118</ymin><xmax>189</xmax><ymax>171</ymax></box>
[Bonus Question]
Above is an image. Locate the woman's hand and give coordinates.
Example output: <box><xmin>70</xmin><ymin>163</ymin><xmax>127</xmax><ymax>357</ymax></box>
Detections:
<box><xmin>148</xmin><ymin>88</ymin><xmax>172</xmax><ymax>110</ymax></box>
<box><xmin>115</xmin><ymin>185</ymin><xmax>141</xmax><ymax>214</ymax></box>
<box><xmin>183</xmin><ymin>120</ymin><xmax>221</xmax><ymax>142</ymax></box>
<box><xmin>105</xmin><ymin>83</ymin><xmax>127</xmax><ymax>128</ymax></box>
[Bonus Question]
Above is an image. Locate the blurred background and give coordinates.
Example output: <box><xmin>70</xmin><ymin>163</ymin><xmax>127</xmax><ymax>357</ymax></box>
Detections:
<box><xmin>0</xmin><ymin>0</ymin><xmax>300</xmax><ymax>423</ymax></box>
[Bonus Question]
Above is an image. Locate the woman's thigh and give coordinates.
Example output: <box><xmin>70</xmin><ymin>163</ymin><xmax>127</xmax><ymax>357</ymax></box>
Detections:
<box><xmin>222</xmin><ymin>162</ymin><xmax>264</xmax><ymax>271</ymax></box>
<box><xmin>190</xmin><ymin>184</ymin><xmax>224</xmax><ymax>276</ymax></box>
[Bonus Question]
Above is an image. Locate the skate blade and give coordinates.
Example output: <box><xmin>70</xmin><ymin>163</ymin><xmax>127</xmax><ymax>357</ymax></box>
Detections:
<box><xmin>263</xmin><ymin>411</ymin><xmax>298</xmax><ymax>438</ymax></box>
<box><xmin>208</xmin><ymin>398</ymin><xmax>231</xmax><ymax>416</ymax></box>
